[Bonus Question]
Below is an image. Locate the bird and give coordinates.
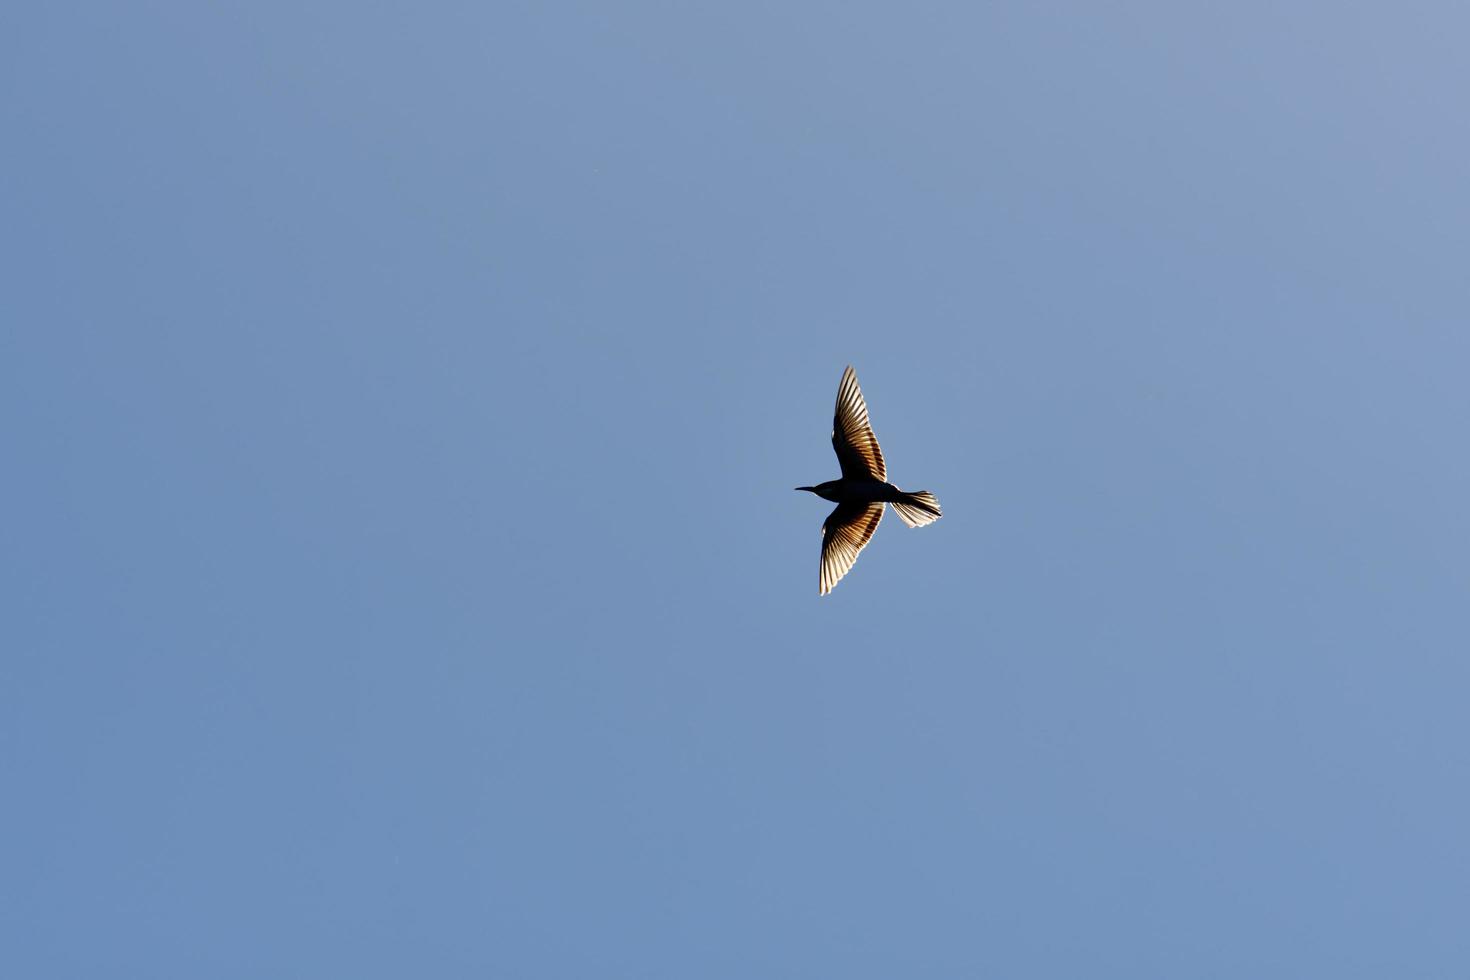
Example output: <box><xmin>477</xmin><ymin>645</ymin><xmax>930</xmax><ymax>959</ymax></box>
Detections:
<box><xmin>797</xmin><ymin>365</ymin><xmax>942</xmax><ymax>595</ymax></box>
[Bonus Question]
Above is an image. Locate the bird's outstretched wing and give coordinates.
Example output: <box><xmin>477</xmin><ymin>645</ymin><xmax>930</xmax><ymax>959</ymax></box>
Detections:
<box><xmin>820</xmin><ymin>502</ymin><xmax>885</xmax><ymax>595</ymax></box>
<box><xmin>831</xmin><ymin>365</ymin><xmax>886</xmax><ymax>482</ymax></box>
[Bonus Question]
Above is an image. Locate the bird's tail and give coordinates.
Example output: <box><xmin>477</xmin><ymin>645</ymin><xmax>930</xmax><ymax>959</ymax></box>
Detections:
<box><xmin>890</xmin><ymin>490</ymin><xmax>942</xmax><ymax>528</ymax></box>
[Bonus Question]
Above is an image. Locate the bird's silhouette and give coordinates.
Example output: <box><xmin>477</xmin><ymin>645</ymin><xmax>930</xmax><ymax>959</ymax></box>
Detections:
<box><xmin>797</xmin><ymin>366</ymin><xmax>942</xmax><ymax>594</ymax></box>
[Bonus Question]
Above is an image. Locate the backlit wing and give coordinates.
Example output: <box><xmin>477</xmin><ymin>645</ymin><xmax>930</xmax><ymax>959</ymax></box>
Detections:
<box><xmin>820</xmin><ymin>502</ymin><xmax>885</xmax><ymax>595</ymax></box>
<box><xmin>831</xmin><ymin>365</ymin><xmax>886</xmax><ymax>482</ymax></box>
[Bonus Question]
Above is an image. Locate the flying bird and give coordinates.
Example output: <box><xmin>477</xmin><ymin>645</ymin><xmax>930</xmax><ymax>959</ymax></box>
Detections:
<box><xmin>797</xmin><ymin>366</ymin><xmax>942</xmax><ymax>595</ymax></box>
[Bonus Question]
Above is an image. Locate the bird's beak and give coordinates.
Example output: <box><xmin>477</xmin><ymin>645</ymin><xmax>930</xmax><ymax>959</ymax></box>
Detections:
<box><xmin>795</xmin><ymin>486</ymin><xmax>815</xmax><ymax>492</ymax></box>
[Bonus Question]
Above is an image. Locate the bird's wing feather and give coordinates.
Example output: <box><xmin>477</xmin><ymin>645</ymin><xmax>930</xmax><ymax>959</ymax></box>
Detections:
<box><xmin>831</xmin><ymin>365</ymin><xmax>886</xmax><ymax>482</ymax></box>
<box><xmin>820</xmin><ymin>502</ymin><xmax>885</xmax><ymax>595</ymax></box>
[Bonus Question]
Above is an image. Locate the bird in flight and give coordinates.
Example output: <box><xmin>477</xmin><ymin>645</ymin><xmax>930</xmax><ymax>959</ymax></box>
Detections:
<box><xmin>797</xmin><ymin>366</ymin><xmax>942</xmax><ymax>595</ymax></box>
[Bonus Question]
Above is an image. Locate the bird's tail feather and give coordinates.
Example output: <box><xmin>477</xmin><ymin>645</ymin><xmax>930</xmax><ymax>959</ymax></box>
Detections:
<box><xmin>890</xmin><ymin>491</ymin><xmax>942</xmax><ymax>528</ymax></box>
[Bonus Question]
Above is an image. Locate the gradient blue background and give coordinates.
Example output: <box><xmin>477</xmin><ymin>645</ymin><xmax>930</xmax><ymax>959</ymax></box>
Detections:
<box><xmin>6</xmin><ymin>2</ymin><xmax>1469</xmax><ymax>976</ymax></box>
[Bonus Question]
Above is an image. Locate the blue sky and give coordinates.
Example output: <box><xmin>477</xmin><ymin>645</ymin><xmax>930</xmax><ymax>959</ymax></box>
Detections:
<box><xmin>5</xmin><ymin>2</ymin><xmax>1470</xmax><ymax>976</ymax></box>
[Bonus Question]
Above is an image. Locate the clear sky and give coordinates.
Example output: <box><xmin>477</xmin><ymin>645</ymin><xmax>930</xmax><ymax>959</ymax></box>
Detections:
<box><xmin>6</xmin><ymin>2</ymin><xmax>1470</xmax><ymax>976</ymax></box>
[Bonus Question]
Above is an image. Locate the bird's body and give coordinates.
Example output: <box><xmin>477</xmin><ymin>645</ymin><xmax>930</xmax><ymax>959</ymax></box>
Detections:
<box><xmin>797</xmin><ymin>366</ymin><xmax>942</xmax><ymax>595</ymax></box>
<box><xmin>800</xmin><ymin>478</ymin><xmax>908</xmax><ymax>505</ymax></box>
